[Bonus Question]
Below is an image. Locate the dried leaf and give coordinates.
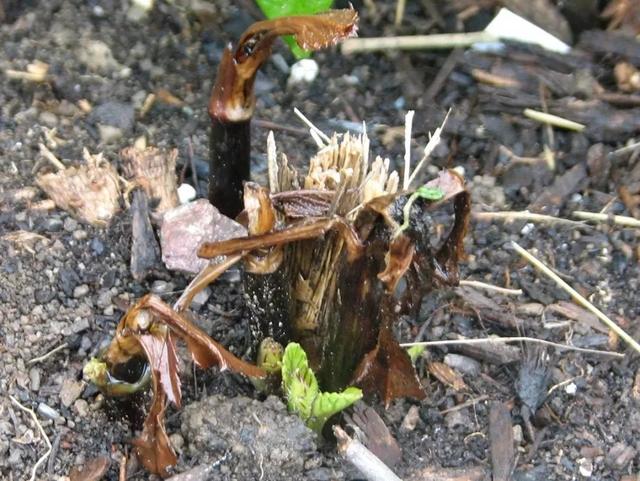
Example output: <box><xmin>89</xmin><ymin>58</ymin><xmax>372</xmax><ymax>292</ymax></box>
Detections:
<box><xmin>69</xmin><ymin>455</ymin><xmax>110</xmax><ymax>481</ymax></box>
<box><xmin>137</xmin><ymin>331</ymin><xmax>182</xmax><ymax>408</ymax></box>
<box><xmin>378</xmin><ymin>234</ymin><xmax>414</xmax><ymax>292</ymax></box>
<box><xmin>427</xmin><ymin>362</ymin><xmax>467</xmax><ymax>391</ymax></box>
<box><xmin>271</xmin><ymin>189</ymin><xmax>334</xmax><ymax>218</ymax></box>
<box><xmin>602</xmin><ymin>0</ymin><xmax>640</xmax><ymax>35</ymax></box>
<box><xmin>36</xmin><ymin>152</ymin><xmax>120</xmax><ymax>226</ymax></box>
<box><xmin>120</xmin><ymin>146</ymin><xmax>179</xmax><ymax>214</ymax></box>
<box><xmin>244</xmin><ymin>182</ymin><xmax>276</xmax><ymax>235</ymax></box>
<box><xmin>352</xmin><ymin>326</ymin><xmax>425</xmax><ymax>408</ymax></box>
<box><xmin>132</xmin><ymin>379</ymin><xmax>177</xmax><ymax>478</ymax></box>
<box><xmin>140</xmin><ymin>295</ymin><xmax>266</xmax><ymax>378</ymax></box>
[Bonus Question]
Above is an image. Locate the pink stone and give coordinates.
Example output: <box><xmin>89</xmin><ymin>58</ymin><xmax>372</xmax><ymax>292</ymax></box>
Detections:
<box><xmin>160</xmin><ymin>199</ymin><xmax>246</xmax><ymax>274</ymax></box>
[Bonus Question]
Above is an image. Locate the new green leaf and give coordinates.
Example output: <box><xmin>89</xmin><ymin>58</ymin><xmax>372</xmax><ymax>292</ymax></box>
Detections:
<box><xmin>282</xmin><ymin>343</ymin><xmax>362</xmax><ymax>432</ymax></box>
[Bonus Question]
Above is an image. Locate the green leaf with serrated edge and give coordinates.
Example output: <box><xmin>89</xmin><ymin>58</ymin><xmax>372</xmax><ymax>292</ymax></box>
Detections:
<box><xmin>415</xmin><ymin>185</ymin><xmax>445</xmax><ymax>200</ymax></box>
<box><xmin>282</xmin><ymin>343</ymin><xmax>318</xmax><ymax>421</ymax></box>
<box><xmin>255</xmin><ymin>0</ymin><xmax>334</xmax><ymax>59</ymax></box>
<box><xmin>307</xmin><ymin>387</ymin><xmax>363</xmax><ymax>433</ymax></box>
<box><xmin>282</xmin><ymin>343</ymin><xmax>362</xmax><ymax>433</ymax></box>
<box><xmin>407</xmin><ymin>345</ymin><xmax>426</xmax><ymax>363</ymax></box>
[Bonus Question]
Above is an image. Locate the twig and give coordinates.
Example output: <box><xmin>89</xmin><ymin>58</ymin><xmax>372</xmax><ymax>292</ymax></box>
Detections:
<box><xmin>293</xmin><ymin>107</ymin><xmax>330</xmax><ymax>145</ymax></box>
<box><xmin>403</xmin><ymin>110</ymin><xmax>415</xmax><ymax>190</ymax></box>
<box><xmin>333</xmin><ymin>426</ymin><xmax>404</xmax><ymax>481</ymax></box>
<box><xmin>9</xmin><ymin>395</ymin><xmax>52</xmax><ymax>481</ymax></box>
<box><xmin>439</xmin><ymin>395</ymin><xmax>489</xmax><ymax>415</ymax></box>
<box><xmin>407</xmin><ymin>109</ymin><xmax>450</xmax><ymax>187</ymax></box>
<box><xmin>511</xmin><ymin>241</ymin><xmax>640</xmax><ymax>354</ymax></box>
<box><xmin>459</xmin><ymin>280</ymin><xmax>523</xmax><ymax>296</ymax></box>
<box><xmin>523</xmin><ymin>108</ymin><xmax>585</xmax><ymax>132</ymax></box>
<box><xmin>400</xmin><ymin>336</ymin><xmax>624</xmax><ymax>358</ymax></box>
<box><xmin>572</xmin><ymin>211</ymin><xmax>640</xmax><ymax>228</ymax></box>
<box><xmin>341</xmin><ymin>31</ymin><xmax>496</xmax><ymax>54</ymax></box>
<box><xmin>38</xmin><ymin>143</ymin><xmax>66</xmax><ymax>171</ymax></box>
<box><xmin>471</xmin><ymin>68</ymin><xmax>521</xmax><ymax>89</ymax></box>
<box><xmin>27</xmin><ymin>342</ymin><xmax>68</xmax><ymax>365</ymax></box>
<box><xmin>472</xmin><ymin>211</ymin><xmax>585</xmax><ymax>227</ymax></box>
<box><xmin>425</xmin><ymin>48</ymin><xmax>463</xmax><ymax>100</ymax></box>
<box><xmin>394</xmin><ymin>0</ymin><xmax>406</xmax><ymax>27</ymax></box>
<box><xmin>609</xmin><ymin>140</ymin><xmax>640</xmax><ymax>158</ymax></box>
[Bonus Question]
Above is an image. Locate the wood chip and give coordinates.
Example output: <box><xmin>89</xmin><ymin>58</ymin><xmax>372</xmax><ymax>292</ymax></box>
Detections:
<box><xmin>489</xmin><ymin>402</ymin><xmax>514</xmax><ymax>481</ymax></box>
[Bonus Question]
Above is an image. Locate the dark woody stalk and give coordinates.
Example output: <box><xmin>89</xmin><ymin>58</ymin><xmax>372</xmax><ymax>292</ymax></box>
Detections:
<box><xmin>208</xmin><ymin>10</ymin><xmax>359</xmax><ymax>218</ymax></box>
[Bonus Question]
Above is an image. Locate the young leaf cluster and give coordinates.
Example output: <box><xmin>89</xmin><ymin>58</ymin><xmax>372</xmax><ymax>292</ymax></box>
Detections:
<box><xmin>282</xmin><ymin>343</ymin><xmax>362</xmax><ymax>433</ymax></box>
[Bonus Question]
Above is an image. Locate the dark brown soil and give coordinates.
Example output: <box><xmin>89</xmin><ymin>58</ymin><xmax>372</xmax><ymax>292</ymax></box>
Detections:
<box><xmin>1</xmin><ymin>1</ymin><xmax>640</xmax><ymax>480</ymax></box>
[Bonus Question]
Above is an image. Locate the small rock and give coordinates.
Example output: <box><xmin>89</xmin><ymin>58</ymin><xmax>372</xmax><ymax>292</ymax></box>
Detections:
<box><xmin>444</xmin><ymin>354</ymin><xmax>480</xmax><ymax>376</ymax></box>
<box><xmin>444</xmin><ymin>408</ymin><xmax>470</xmax><ymax>429</ymax></box>
<box><xmin>191</xmin><ymin>287</ymin><xmax>211</xmax><ymax>310</ymax></box>
<box><xmin>90</xmin><ymin>237</ymin><xmax>105</xmax><ymax>256</ymax></box>
<box><xmin>38</xmin><ymin>111</ymin><xmax>58</xmax><ymax>128</ymax></box>
<box><xmin>288</xmin><ymin>59</ymin><xmax>319</xmax><ymax>86</ymax></box>
<box><xmin>29</xmin><ymin>367</ymin><xmax>41</xmax><ymax>392</ymax></box>
<box><xmin>59</xmin><ymin>269</ymin><xmax>80</xmax><ymax>297</ymax></box>
<box><xmin>151</xmin><ymin>280</ymin><xmax>175</xmax><ymax>295</ymax></box>
<box><xmin>513</xmin><ymin>424</ymin><xmax>524</xmax><ymax>444</ymax></box>
<box><xmin>177</xmin><ymin>183</ymin><xmax>197</xmax><ymax>204</ymax></box>
<box><xmin>80</xmin><ymin>335</ymin><xmax>92</xmax><ymax>352</ymax></box>
<box><xmin>67</xmin><ymin>317</ymin><xmax>90</xmax><ymax>334</ymax></box>
<box><xmin>43</xmin><ymin>217</ymin><xmax>63</xmax><ymax>232</ymax></box>
<box><xmin>160</xmin><ymin>199</ymin><xmax>247</xmax><ymax>274</ymax></box>
<box><xmin>169</xmin><ymin>433</ymin><xmax>184</xmax><ymax>453</ymax></box>
<box><xmin>91</xmin><ymin>101</ymin><xmax>135</xmax><ymax>131</ymax></box>
<box><xmin>77</xmin><ymin>40</ymin><xmax>122</xmax><ymax>74</ymax></box>
<box><xmin>96</xmin><ymin>290</ymin><xmax>113</xmax><ymax>308</ymax></box>
<box><xmin>73</xmin><ymin>229</ymin><xmax>87</xmax><ymax>240</ymax></box>
<box><xmin>60</xmin><ymin>379</ymin><xmax>85</xmax><ymax>408</ymax></box>
<box><xmin>73</xmin><ymin>284</ymin><xmax>90</xmax><ymax>298</ymax></box>
<box><xmin>63</xmin><ymin>217</ymin><xmax>78</xmax><ymax>232</ymax></box>
<box><xmin>607</xmin><ymin>442</ymin><xmax>636</xmax><ymax>469</ymax></box>
<box><xmin>578</xmin><ymin>457</ymin><xmax>593</xmax><ymax>477</ymax></box>
<box><xmin>400</xmin><ymin>405</ymin><xmax>420</xmax><ymax>432</ymax></box>
<box><xmin>98</xmin><ymin>125</ymin><xmax>123</xmax><ymax>144</ymax></box>
<box><xmin>35</xmin><ymin>288</ymin><xmax>55</xmax><ymax>304</ymax></box>
<box><xmin>73</xmin><ymin>399</ymin><xmax>89</xmax><ymax>417</ymax></box>
<box><xmin>37</xmin><ymin>402</ymin><xmax>62</xmax><ymax>421</ymax></box>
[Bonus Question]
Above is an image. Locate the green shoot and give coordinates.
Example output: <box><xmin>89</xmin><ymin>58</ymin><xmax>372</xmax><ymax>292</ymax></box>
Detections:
<box><xmin>255</xmin><ymin>0</ymin><xmax>334</xmax><ymax>58</ymax></box>
<box><xmin>395</xmin><ymin>185</ymin><xmax>445</xmax><ymax>238</ymax></box>
<box><xmin>407</xmin><ymin>345</ymin><xmax>426</xmax><ymax>363</ymax></box>
<box><xmin>282</xmin><ymin>343</ymin><xmax>362</xmax><ymax>433</ymax></box>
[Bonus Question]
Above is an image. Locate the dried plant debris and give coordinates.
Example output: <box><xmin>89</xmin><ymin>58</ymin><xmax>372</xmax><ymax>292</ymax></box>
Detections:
<box><xmin>602</xmin><ymin>0</ymin><xmax>640</xmax><ymax>35</ymax></box>
<box><xmin>196</xmin><ymin>130</ymin><xmax>470</xmax><ymax>404</ymax></box>
<box><xmin>130</xmin><ymin>189</ymin><xmax>162</xmax><ymax>281</ymax></box>
<box><xmin>121</xmin><ymin>146</ymin><xmax>179</xmax><ymax>214</ymax></box>
<box><xmin>85</xmin><ymin>295</ymin><xmax>265</xmax><ymax>476</ymax></box>
<box><xmin>36</xmin><ymin>149</ymin><xmax>121</xmax><ymax>226</ymax></box>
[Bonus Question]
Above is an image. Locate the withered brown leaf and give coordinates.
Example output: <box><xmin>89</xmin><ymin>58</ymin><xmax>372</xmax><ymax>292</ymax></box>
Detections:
<box><xmin>137</xmin><ymin>331</ymin><xmax>182</xmax><ymax>408</ymax></box>
<box><xmin>352</xmin><ymin>326</ymin><xmax>425</xmax><ymax>408</ymax></box>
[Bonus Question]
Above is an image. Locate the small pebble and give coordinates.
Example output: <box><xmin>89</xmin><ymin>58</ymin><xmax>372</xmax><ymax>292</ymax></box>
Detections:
<box><xmin>400</xmin><ymin>405</ymin><xmax>420</xmax><ymax>432</ymax></box>
<box><xmin>39</xmin><ymin>111</ymin><xmax>58</xmax><ymax>127</ymax></box>
<box><xmin>73</xmin><ymin>229</ymin><xmax>87</xmax><ymax>240</ymax></box>
<box><xmin>169</xmin><ymin>433</ymin><xmax>184</xmax><ymax>453</ymax></box>
<box><xmin>151</xmin><ymin>280</ymin><xmax>175</xmax><ymax>295</ymax></box>
<box><xmin>43</xmin><ymin>217</ymin><xmax>63</xmax><ymax>232</ymax></box>
<box><xmin>444</xmin><ymin>354</ymin><xmax>480</xmax><ymax>376</ymax></box>
<box><xmin>513</xmin><ymin>424</ymin><xmax>523</xmax><ymax>444</ymax></box>
<box><xmin>73</xmin><ymin>284</ymin><xmax>90</xmax><ymax>298</ymax></box>
<box><xmin>29</xmin><ymin>367</ymin><xmax>41</xmax><ymax>392</ymax></box>
<box><xmin>98</xmin><ymin>124</ymin><xmax>123</xmax><ymax>144</ymax></box>
<box><xmin>578</xmin><ymin>457</ymin><xmax>593</xmax><ymax>477</ymax></box>
<box><xmin>64</xmin><ymin>217</ymin><xmax>79</xmax><ymax>232</ymax></box>
<box><xmin>90</xmin><ymin>237</ymin><xmax>105</xmax><ymax>256</ymax></box>
<box><xmin>177</xmin><ymin>183</ymin><xmax>197</xmax><ymax>204</ymax></box>
<box><xmin>60</xmin><ymin>379</ymin><xmax>85</xmax><ymax>408</ymax></box>
<box><xmin>191</xmin><ymin>287</ymin><xmax>211</xmax><ymax>310</ymax></box>
<box><xmin>73</xmin><ymin>399</ymin><xmax>89</xmax><ymax>417</ymax></box>
<box><xmin>288</xmin><ymin>59</ymin><xmax>319</xmax><ymax>86</ymax></box>
<box><xmin>37</xmin><ymin>402</ymin><xmax>62</xmax><ymax>421</ymax></box>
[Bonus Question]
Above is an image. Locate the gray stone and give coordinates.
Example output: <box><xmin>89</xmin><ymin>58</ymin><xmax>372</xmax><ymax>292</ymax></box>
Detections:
<box><xmin>73</xmin><ymin>284</ymin><xmax>89</xmax><ymax>298</ymax></box>
<box><xmin>59</xmin><ymin>379</ymin><xmax>85</xmax><ymax>408</ymax></box>
<box><xmin>160</xmin><ymin>199</ymin><xmax>247</xmax><ymax>274</ymax></box>
<box><xmin>63</xmin><ymin>216</ymin><xmax>78</xmax><ymax>232</ymax></box>
<box><xmin>29</xmin><ymin>367</ymin><xmax>41</xmax><ymax>392</ymax></box>
<box><xmin>43</xmin><ymin>217</ymin><xmax>63</xmax><ymax>232</ymax></box>
<box><xmin>91</xmin><ymin>101</ymin><xmax>134</xmax><ymax>131</ymax></box>
<box><xmin>444</xmin><ymin>354</ymin><xmax>481</xmax><ymax>376</ymax></box>
<box><xmin>37</xmin><ymin>402</ymin><xmax>62</xmax><ymax>421</ymax></box>
<box><xmin>191</xmin><ymin>287</ymin><xmax>211</xmax><ymax>310</ymax></box>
